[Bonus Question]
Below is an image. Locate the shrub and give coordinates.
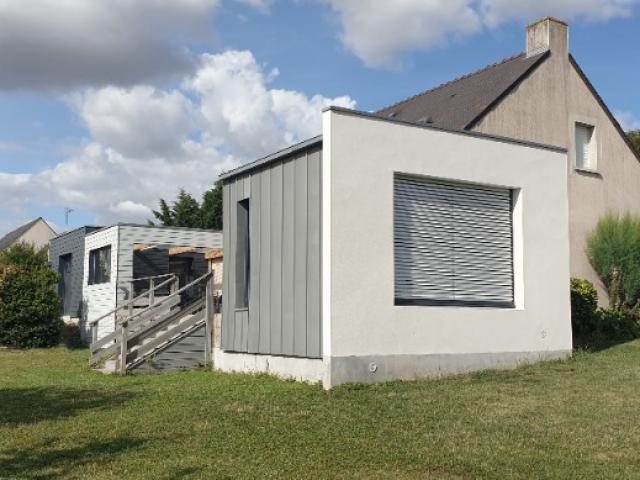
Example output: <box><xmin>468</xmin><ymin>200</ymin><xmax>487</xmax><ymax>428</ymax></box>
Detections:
<box><xmin>597</xmin><ymin>308</ymin><xmax>640</xmax><ymax>343</ymax></box>
<box><xmin>0</xmin><ymin>243</ymin><xmax>63</xmax><ymax>348</ymax></box>
<box><xmin>570</xmin><ymin>278</ymin><xmax>599</xmax><ymax>339</ymax></box>
<box><xmin>571</xmin><ymin>277</ymin><xmax>640</xmax><ymax>349</ymax></box>
<box><xmin>587</xmin><ymin>213</ymin><xmax>640</xmax><ymax>309</ymax></box>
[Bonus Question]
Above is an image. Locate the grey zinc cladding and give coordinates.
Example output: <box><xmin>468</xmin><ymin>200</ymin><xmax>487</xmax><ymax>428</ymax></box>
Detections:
<box><xmin>221</xmin><ymin>145</ymin><xmax>322</xmax><ymax>359</ymax></box>
<box><xmin>49</xmin><ymin>226</ymin><xmax>102</xmax><ymax>317</ymax></box>
<box><xmin>377</xmin><ymin>51</ymin><xmax>549</xmax><ymax>130</ymax></box>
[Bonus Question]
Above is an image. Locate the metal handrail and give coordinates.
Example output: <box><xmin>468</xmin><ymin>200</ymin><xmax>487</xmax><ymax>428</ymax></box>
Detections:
<box><xmin>116</xmin><ymin>271</ymin><xmax>212</xmax><ymax>327</ymax></box>
<box><xmin>128</xmin><ymin>273</ymin><xmax>177</xmax><ymax>283</ymax></box>
<box><xmin>88</xmin><ymin>274</ymin><xmax>178</xmax><ymax>327</ymax></box>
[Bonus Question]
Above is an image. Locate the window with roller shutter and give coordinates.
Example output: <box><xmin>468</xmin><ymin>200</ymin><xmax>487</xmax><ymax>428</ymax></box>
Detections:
<box><xmin>394</xmin><ymin>174</ymin><xmax>515</xmax><ymax>308</ymax></box>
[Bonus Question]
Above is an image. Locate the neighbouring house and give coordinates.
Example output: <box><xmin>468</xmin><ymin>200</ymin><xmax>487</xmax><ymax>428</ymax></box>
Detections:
<box><xmin>85</xmin><ymin>224</ymin><xmax>223</xmax><ymax>339</ymax></box>
<box><xmin>376</xmin><ymin>17</ymin><xmax>640</xmax><ymax>304</ymax></box>
<box><xmin>0</xmin><ymin>217</ymin><xmax>56</xmax><ymax>252</ymax></box>
<box><xmin>86</xmin><ymin>224</ymin><xmax>222</xmax><ymax>373</ymax></box>
<box><xmin>49</xmin><ymin>226</ymin><xmax>103</xmax><ymax>322</ymax></box>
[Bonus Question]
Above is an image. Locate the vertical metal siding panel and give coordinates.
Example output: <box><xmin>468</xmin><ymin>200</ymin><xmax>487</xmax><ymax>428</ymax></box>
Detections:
<box><xmin>293</xmin><ymin>153</ymin><xmax>308</xmax><ymax>357</ymax></box>
<box><xmin>281</xmin><ymin>159</ymin><xmax>296</xmax><ymax>355</ymax></box>
<box><xmin>221</xmin><ymin>182</ymin><xmax>233</xmax><ymax>350</ymax></box>
<box><xmin>243</xmin><ymin>176</ymin><xmax>251</xmax><ymax>199</ymax></box>
<box><xmin>247</xmin><ymin>173</ymin><xmax>261</xmax><ymax>353</ymax></box>
<box><xmin>258</xmin><ymin>169</ymin><xmax>271</xmax><ymax>353</ymax></box>
<box><xmin>306</xmin><ymin>150</ymin><xmax>322</xmax><ymax>358</ymax></box>
<box><xmin>269</xmin><ymin>162</ymin><xmax>283</xmax><ymax>355</ymax></box>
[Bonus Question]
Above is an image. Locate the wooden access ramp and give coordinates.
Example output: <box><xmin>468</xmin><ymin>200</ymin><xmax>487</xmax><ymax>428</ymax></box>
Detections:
<box><xmin>89</xmin><ymin>272</ymin><xmax>215</xmax><ymax>374</ymax></box>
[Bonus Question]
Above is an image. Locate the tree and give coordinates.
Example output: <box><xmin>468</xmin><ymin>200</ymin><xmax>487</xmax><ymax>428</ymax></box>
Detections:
<box><xmin>0</xmin><ymin>243</ymin><xmax>63</xmax><ymax>348</ymax></box>
<box><xmin>200</xmin><ymin>181</ymin><xmax>223</xmax><ymax>230</ymax></box>
<box><xmin>628</xmin><ymin>130</ymin><xmax>640</xmax><ymax>156</ymax></box>
<box><xmin>151</xmin><ymin>181</ymin><xmax>223</xmax><ymax>230</ymax></box>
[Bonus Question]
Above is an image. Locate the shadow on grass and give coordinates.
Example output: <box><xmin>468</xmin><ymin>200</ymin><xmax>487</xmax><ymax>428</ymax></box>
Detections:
<box><xmin>0</xmin><ymin>436</ymin><xmax>145</xmax><ymax>479</ymax></box>
<box><xmin>0</xmin><ymin>387</ymin><xmax>135</xmax><ymax>426</ymax></box>
<box><xmin>573</xmin><ymin>334</ymin><xmax>639</xmax><ymax>352</ymax></box>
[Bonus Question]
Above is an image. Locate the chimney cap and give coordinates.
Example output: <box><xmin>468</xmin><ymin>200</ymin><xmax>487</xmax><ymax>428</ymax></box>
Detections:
<box><xmin>527</xmin><ymin>16</ymin><xmax>569</xmax><ymax>29</ymax></box>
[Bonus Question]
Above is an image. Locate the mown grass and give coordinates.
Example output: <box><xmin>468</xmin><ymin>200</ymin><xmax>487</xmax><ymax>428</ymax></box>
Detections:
<box><xmin>1</xmin><ymin>343</ymin><xmax>640</xmax><ymax>479</ymax></box>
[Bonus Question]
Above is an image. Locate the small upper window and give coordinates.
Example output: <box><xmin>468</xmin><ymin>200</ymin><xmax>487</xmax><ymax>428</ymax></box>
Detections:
<box><xmin>575</xmin><ymin>123</ymin><xmax>596</xmax><ymax>170</ymax></box>
<box><xmin>88</xmin><ymin>246</ymin><xmax>111</xmax><ymax>285</ymax></box>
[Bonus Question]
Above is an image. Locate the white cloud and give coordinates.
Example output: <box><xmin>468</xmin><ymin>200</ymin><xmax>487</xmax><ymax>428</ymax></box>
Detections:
<box><xmin>325</xmin><ymin>0</ymin><xmax>481</xmax><ymax>69</ymax></box>
<box><xmin>72</xmin><ymin>86</ymin><xmax>201</xmax><ymax>159</ymax></box>
<box><xmin>235</xmin><ymin>0</ymin><xmax>272</xmax><ymax>13</ymax></box>
<box><xmin>0</xmin><ymin>50</ymin><xmax>355</xmax><ymax>224</ymax></box>
<box><xmin>481</xmin><ymin>0</ymin><xmax>640</xmax><ymax>27</ymax></box>
<box><xmin>325</xmin><ymin>0</ymin><xmax>639</xmax><ymax>68</ymax></box>
<box><xmin>187</xmin><ymin>50</ymin><xmax>355</xmax><ymax>158</ymax></box>
<box><xmin>0</xmin><ymin>0</ymin><xmax>219</xmax><ymax>91</ymax></box>
<box><xmin>616</xmin><ymin>111</ymin><xmax>640</xmax><ymax>131</ymax></box>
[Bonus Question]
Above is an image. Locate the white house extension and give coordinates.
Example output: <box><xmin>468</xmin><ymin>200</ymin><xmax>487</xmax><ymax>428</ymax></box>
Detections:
<box><xmin>217</xmin><ymin>107</ymin><xmax>573</xmax><ymax>389</ymax></box>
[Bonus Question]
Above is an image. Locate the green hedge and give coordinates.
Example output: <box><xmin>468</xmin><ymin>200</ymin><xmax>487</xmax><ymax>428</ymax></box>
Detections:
<box><xmin>0</xmin><ymin>243</ymin><xmax>63</xmax><ymax>348</ymax></box>
<box><xmin>570</xmin><ymin>277</ymin><xmax>640</xmax><ymax>349</ymax></box>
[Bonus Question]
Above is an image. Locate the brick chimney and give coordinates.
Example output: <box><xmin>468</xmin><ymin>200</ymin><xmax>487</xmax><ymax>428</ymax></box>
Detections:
<box><xmin>526</xmin><ymin>17</ymin><xmax>569</xmax><ymax>57</ymax></box>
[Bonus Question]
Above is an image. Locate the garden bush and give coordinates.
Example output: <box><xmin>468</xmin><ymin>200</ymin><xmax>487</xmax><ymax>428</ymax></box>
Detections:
<box><xmin>587</xmin><ymin>213</ymin><xmax>640</xmax><ymax>309</ymax></box>
<box><xmin>570</xmin><ymin>278</ymin><xmax>599</xmax><ymax>340</ymax></box>
<box><xmin>571</xmin><ymin>277</ymin><xmax>640</xmax><ymax>349</ymax></box>
<box><xmin>0</xmin><ymin>243</ymin><xmax>63</xmax><ymax>348</ymax></box>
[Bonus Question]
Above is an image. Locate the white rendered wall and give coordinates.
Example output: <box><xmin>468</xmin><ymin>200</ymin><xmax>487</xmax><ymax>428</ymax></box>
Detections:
<box><xmin>323</xmin><ymin>109</ymin><xmax>572</xmax><ymax>387</ymax></box>
<box><xmin>83</xmin><ymin>226</ymin><xmax>119</xmax><ymax>340</ymax></box>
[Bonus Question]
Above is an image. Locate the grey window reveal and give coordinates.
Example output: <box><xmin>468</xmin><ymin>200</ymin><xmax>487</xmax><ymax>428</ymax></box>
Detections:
<box><xmin>394</xmin><ymin>174</ymin><xmax>514</xmax><ymax>308</ymax></box>
<box><xmin>88</xmin><ymin>246</ymin><xmax>111</xmax><ymax>285</ymax></box>
<box><xmin>236</xmin><ymin>199</ymin><xmax>250</xmax><ymax>309</ymax></box>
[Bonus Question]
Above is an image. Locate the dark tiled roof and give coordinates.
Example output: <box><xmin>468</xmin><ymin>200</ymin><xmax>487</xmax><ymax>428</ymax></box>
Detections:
<box><xmin>376</xmin><ymin>51</ymin><xmax>550</xmax><ymax>131</ymax></box>
<box><xmin>0</xmin><ymin>217</ymin><xmax>43</xmax><ymax>250</ymax></box>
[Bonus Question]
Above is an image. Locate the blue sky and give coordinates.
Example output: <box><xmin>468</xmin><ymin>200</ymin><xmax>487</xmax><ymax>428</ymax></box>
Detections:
<box><xmin>0</xmin><ymin>0</ymin><xmax>639</xmax><ymax>235</ymax></box>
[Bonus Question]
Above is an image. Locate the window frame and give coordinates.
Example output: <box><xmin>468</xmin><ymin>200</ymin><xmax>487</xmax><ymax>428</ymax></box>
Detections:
<box><xmin>574</xmin><ymin>122</ymin><xmax>597</xmax><ymax>172</ymax></box>
<box><xmin>88</xmin><ymin>245</ymin><xmax>111</xmax><ymax>285</ymax></box>
<box><xmin>235</xmin><ymin>198</ymin><xmax>250</xmax><ymax>310</ymax></box>
<box><xmin>393</xmin><ymin>173</ymin><xmax>516</xmax><ymax>309</ymax></box>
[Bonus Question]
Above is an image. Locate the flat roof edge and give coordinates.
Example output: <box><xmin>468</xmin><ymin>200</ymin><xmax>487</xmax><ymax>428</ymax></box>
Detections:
<box><xmin>86</xmin><ymin>223</ymin><xmax>222</xmax><ymax>237</ymax></box>
<box><xmin>219</xmin><ymin>135</ymin><xmax>323</xmax><ymax>181</ymax></box>
<box><xmin>325</xmin><ymin>106</ymin><xmax>567</xmax><ymax>154</ymax></box>
<box><xmin>52</xmin><ymin>225</ymin><xmax>103</xmax><ymax>240</ymax></box>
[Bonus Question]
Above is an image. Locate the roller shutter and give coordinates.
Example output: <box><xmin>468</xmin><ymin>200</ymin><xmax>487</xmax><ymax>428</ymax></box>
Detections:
<box><xmin>394</xmin><ymin>174</ymin><xmax>514</xmax><ymax>308</ymax></box>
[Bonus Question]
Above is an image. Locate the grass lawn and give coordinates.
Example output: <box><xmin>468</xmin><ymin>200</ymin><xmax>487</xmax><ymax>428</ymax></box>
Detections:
<box><xmin>1</xmin><ymin>344</ymin><xmax>640</xmax><ymax>479</ymax></box>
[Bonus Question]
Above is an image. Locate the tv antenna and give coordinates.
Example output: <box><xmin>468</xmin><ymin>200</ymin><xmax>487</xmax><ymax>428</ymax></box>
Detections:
<box><xmin>64</xmin><ymin>208</ymin><xmax>74</xmax><ymax>227</ymax></box>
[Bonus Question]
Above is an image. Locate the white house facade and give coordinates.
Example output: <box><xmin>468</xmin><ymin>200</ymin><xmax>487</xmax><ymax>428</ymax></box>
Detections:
<box><xmin>217</xmin><ymin>108</ymin><xmax>573</xmax><ymax>389</ymax></box>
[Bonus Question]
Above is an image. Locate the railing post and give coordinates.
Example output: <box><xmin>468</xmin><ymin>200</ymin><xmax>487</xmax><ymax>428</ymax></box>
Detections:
<box><xmin>149</xmin><ymin>278</ymin><xmax>155</xmax><ymax>306</ymax></box>
<box><xmin>119</xmin><ymin>320</ymin><xmax>128</xmax><ymax>375</ymax></box>
<box><xmin>128</xmin><ymin>282</ymin><xmax>134</xmax><ymax>318</ymax></box>
<box><xmin>91</xmin><ymin>323</ymin><xmax>97</xmax><ymax>344</ymax></box>
<box><xmin>204</xmin><ymin>276</ymin><xmax>213</xmax><ymax>367</ymax></box>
